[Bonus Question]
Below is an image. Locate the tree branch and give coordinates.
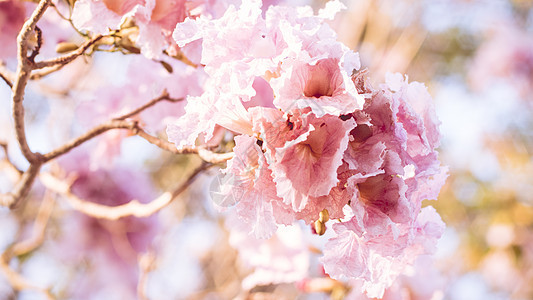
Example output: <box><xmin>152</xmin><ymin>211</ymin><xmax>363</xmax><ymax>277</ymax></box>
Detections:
<box><xmin>0</xmin><ymin>63</ymin><xmax>13</xmax><ymax>88</ymax></box>
<box><xmin>6</xmin><ymin>192</ymin><xmax>55</xmax><ymax>258</ymax></box>
<box><xmin>39</xmin><ymin>163</ymin><xmax>211</xmax><ymax>220</ymax></box>
<box><xmin>40</xmin><ymin>90</ymin><xmax>233</xmax><ymax>164</ymax></box>
<box><xmin>0</xmin><ymin>61</ymin><xmax>62</xmax><ymax>86</ymax></box>
<box><xmin>137</xmin><ymin>251</ymin><xmax>156</xmax><ymax>300</ymax></box>
<box><xmin>134</xmin><ymin>127</ymin><xmax>234</xmax><ymax>164</ymax></box>
<box><xmin>32</xmin><ymin>35</ymin><xmax>103</xmax><ymax>70</ymax></box>
<box><xmin>12</xmin><ymin>0</ymin><xmax>52</xmax><ymax>164</ymax></box>
<box><xmin>42</xmin><ymin>119</ymin><xmax>138</xmax><ymax>162</ymax></box>
<box><xmin>30</xmin><ymin>64</ymin><xmax>66</xmax><ymax>80</ymax></box>
<box><xmin>0</xmin><ymin>256</ymin><xmax>55</xmax><ymax>300</ymax></box>
<box><xmin>0</xmin><ymin>162</ymin><xmax>42</xmax><ymax>209</ymax></box>
<box><xmin>0</xmin><ymin>191</ymin><xmax>55</xmax><ymax>299</ymax></box>
<box><xmin>0</xmin><ymin>141</ymin><xmax>22</xmax><ymax>176</ymax></box>
<box><xmin>113</xmin><ymin>89</ymin><xmax>183</xmax><ymax>121</ymax></box>
<box><xmin>4</xmin><ymin>69</ymin><xmax>230</xmax><ymax>209</ymax></box>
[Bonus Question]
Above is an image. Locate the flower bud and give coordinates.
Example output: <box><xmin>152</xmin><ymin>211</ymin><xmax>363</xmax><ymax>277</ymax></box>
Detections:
<box><xmin>314</xmin><ymin>220</ymin><xmax>326</xmax><ymax>236</ymax></box>
<box><xmin>56</xmin><ymin>42</ymin><xmax>79</xmax><ymax>53</ymax></box>
<box><xmin>319</xmin><ymin>208</ymin><xmax>329</xmax><ymax>223</ymax></box>
<box><xmin>160</xmin><ymin>61</ymin><xmax>173</xmax><ymax>73</ymax></box>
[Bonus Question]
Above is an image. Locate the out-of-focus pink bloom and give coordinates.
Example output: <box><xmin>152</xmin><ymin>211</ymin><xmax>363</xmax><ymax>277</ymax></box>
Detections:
<box><xmin>469</xmin><ymin>23</ymin><xmax>533</xmax><ymax>98</ymax></box>
<box><xmin>76</xmin><ymin>56</ymin><xmax>201</xmax><ymax>167</ymax></box>
<box><xmin>54</xmin><ymin>153</ymin><xmax>158</xmax><ymax>299</ymax></box>
<box><xmin>228</xmin><ymin>223</ymin><xmax>310</xmax><ymax>290</ymax></box>
<box><xmin>346</xmin><ymin>255</ymin><xmax>447</xmax><ymax>300</ymax></box>
<box><xmin>480</xmin><ymin>250</ymin><xmax>520</xmax><ymax>294</ymax></box>
<box><xmin>0</xmin><ymin>0</ymin><xmax>26</xmax><ymax>60</ymax></box>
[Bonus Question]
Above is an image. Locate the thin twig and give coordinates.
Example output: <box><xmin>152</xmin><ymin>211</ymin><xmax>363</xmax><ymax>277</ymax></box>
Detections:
<box><xmin>32</xmin><ymin>34</ymin><xmax>103</xmax><ymax>69</ymax></box>
<box><xmin>30</xmin><ymin>64</ymin><xmax>67</xmax><ymax>80</ymax></box>
<box><xmin>1</xmin><ymin>94</ymin><xmax>229</xmax><ymax>209</ymax></box>
<box><xmin>0</xmin><ymin>163</ymin><xmax>42</xmax><ymax>209</ymax></box>
<box><xmin>1</xmin><ymin>189</ymin><xmax>55</xmax><ymax>298</ymax></box>
<box><xmin>10</xmin><ymin>191</ymin><xmax>55</xmax><ymax>257</ymax></box>
<box><xmin>40</xmin><ymin>99</ymin><xmax>232</xmax><ymax>164</ymax></box>
<box><xmin>113</xmin><ymin>89</ymin><xmax>184</xmax><ymax>121</ymax></box>
<box><xmin>0</xmin><ymin>61</ymin><xmax>60</xmax><ymax>85</ymax></box>
<box><xmin>42</xmin><ymin>119</ymin><xmax>138</xmax><ymax>162</ymax></box>
<box><xmin>134</xmin><ymin>127</ymin><xmax>234</xmax><ymax>164</ymax></box>
<box><xmin>0</xmin><ymin>256</ymin><xmax>55</xmax><ymax>300</ymax></box>
<box><xmin>137</xmin><ymin>251</ymin><xmax>157</xmax><ymax>300</ymax></box>
<box><xmin>39</xmin><ymin>163</ymin><xmax>211</xmax><ymax>220</ymax></box>
<box><xmin>0</xmin><ymin>141</ymin><xmax>22</xmax><ymax>175</ymax></box>
<box><xmin>12</xmin><ymin>0</ymin><xmax>52</xmax><ymax>164</ymax></box>
<box><xmin>0</xmin><ymin>65</ymin><xmax>13</xmax><ymax>88</ymax></box>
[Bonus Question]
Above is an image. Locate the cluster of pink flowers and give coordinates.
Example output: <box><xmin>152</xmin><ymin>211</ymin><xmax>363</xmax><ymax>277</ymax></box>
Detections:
<box><xmin>71</xmin><ymin>0</ymin><xmax>235</xmax><ymax>58</ymax></box>
<box><xmin>167</xmin><ymin>0</ymin><xmax>447</xmax><ymax>297</ymax></box>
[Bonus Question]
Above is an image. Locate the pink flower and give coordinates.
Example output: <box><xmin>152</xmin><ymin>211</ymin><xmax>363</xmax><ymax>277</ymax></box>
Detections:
<box><xmin>272</xmin><ymin>57</ymin><xmax>363</xmax><ymax>117</ymax></box>
<box><xmin>312</xmin><ymin>73</ymin><xmax>446</xmax><ymax>296</ymax></box>
<box><xmin>261</xmin><ymin>111</ymin><xmax>355</xmax><ymax>211</ymax></box>
<box><xmin>295</xmin><ymin>162</ymin><xmax>354</xmax><ymax>224</ymax></box>
<box><xmin>0</xmin><ymin>0</ymin><xmax>26</xmax><ymax>60</ymax></box>
<box><xmin>345</xmin><ymin>255</ymin><xmax>446</xmax><ymax>300</ymax></box>
<box><xmin>71</xmin><ymin>0</ymin><xmax>215</xmax><ymax>58</ymax></box>
<box><xmin>54</xmin><ymin>153</ymin><xmax>159</xmax><ymax>298</ymax></box>
<box><xmin>228</xmin><ymin>223</ymin><xmax>310</xmax><ymax>290</ymax></box>
<box><xmin>168</xmin><ymin>0</ymin><xmax>362</xmax><ymax>151</ymax></box>
<box><xmin>75</xmin><ymin>56</ymin><xmax>200</xmax><ymax>166</ymax></box>
<box><xmin>322</xmin><ymin>206</ymin><xmax>445</xmax><ymax>298</ymax></box>
<box><xmin>214</xmin><ymin>134</ymin><xmax>291</xmax><ymax>238</ymax></box>
<box><xmin>167</xmin><ymin>89</ymin><xmax>253</xmax><ymax>149</ymax></box>
<box><xmin>167</xmin><ymin>1</ymin><xmax>447</xmax><ymax>294</ymax></box>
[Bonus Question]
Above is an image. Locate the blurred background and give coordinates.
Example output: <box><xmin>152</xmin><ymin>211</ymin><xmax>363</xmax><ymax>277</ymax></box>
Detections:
<box><xmin>1</xmin><ymin>0</ymin><xmax>533</xmax><ymax>299</ymax></box>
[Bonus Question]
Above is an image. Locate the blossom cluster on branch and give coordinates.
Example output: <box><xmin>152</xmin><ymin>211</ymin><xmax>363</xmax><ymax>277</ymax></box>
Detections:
<box><xmin>165</xmin><ymin>0</ymin><xmax>447</xmax><ymax>297</ymax></box>
<box><xmin>0</xmin><ymin>0</ymin><xmax>447</xmax><ymax>298</ymax></box>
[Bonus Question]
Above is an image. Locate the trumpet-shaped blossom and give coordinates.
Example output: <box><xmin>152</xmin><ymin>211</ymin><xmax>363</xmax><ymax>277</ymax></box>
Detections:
<box><xmin>263</xmin><ymin>111</ymin><xmax>355</xmax><ymax>211</ymax></box>
<box><xmin>272</xmin><ymin>57</ymin><xmax>363</xmax><ymax>117</ymax></box>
